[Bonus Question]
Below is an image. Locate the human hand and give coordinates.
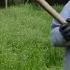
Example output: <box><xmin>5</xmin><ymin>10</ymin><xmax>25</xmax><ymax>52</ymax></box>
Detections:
<box><xmin>59</xmin><ymin>18</ymin><xmax>70</xmax><ymax>41</ymax></box>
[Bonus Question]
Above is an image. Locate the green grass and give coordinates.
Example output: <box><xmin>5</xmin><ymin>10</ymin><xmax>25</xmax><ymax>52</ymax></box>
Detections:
<box><xmin>0</xmin><ymin>5</ymin><xmax>63</xmax><ymax>70</ymax></box>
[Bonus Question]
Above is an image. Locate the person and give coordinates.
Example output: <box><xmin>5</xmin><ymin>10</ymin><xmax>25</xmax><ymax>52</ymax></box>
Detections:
<box><xmin>51</xmin><ymin>1</ymin><xmax>70</xmax><ymax>70</ymax></box>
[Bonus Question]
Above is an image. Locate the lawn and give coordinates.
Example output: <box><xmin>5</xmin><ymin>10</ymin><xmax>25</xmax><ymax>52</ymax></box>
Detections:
<box><xmin>0</xmin><ymin>4</ymin><xmax>63</xmax><ymax>70</ymax></box>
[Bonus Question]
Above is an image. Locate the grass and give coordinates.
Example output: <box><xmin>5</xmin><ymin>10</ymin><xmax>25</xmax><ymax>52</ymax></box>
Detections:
<box><xmin>0</xmin><ymin>4</ymin><xmax>63</xmax><ymax>70</ymax></box>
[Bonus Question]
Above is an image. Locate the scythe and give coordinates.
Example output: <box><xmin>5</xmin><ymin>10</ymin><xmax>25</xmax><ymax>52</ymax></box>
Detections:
<box><xmin>37</xmin><ymin>0</ymin><xmax>67</xmax><ymax>25</ymax></box>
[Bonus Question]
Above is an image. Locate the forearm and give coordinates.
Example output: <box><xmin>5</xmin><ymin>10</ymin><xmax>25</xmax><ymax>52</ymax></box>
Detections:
<box><xmin>51</xmin><ymin>1</ymin><xmax>70</xmax><ymax>47</ymax></box>
<box><xmin>50</xmin><ymin>27</ymin><xmax>66</xmax><ymax>47</ymax></box>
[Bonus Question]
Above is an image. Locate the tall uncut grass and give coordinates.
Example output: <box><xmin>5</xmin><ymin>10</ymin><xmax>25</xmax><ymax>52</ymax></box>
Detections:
<box><xmin>0</xmin><ymin>4</ymin><xmax>63</xmax><ymax>70</ymax></box>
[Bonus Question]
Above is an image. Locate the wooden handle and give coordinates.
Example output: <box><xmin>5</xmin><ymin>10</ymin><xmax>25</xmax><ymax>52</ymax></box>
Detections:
<box><xmin>37</xmin><ymin>0</ymin><xmax>67</xmax><ymax>25</ymax></box>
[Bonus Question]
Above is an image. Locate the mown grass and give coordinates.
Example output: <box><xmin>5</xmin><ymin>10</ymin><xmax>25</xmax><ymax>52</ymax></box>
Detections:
<box><xmin>0</xmin><ymin>4</ymin><xmax>63</xmax><ymax>70</ymax></box>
